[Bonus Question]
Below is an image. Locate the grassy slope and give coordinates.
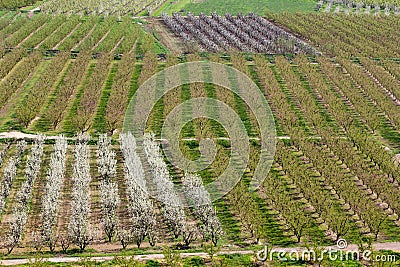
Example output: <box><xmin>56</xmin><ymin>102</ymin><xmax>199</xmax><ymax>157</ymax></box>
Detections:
<box><xmin>154</xmin><ymin>0</ymin><xmax>317</xmax><ymax>15</ymax></box>
<box><xmin>153</xmin><ymin>0</ymin><xmax>192</xmax><ymax>16</ymax></box>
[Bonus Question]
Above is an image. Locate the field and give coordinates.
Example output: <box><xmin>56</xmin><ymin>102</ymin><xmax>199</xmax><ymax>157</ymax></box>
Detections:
<box><xmin>0</xmin><ymin>0</ymin><xmax>399</xmax><ymax>266</ymax></box>
<box><xmin>39</xmin><ymin>0</ymin><xmax>167</xmax><ymax>16</ymax></box>
<box><xmin>317</xmin><ymin>0</ymin><xmax>400</xmax><ymax>14</ymax></box>
<box><xmin>161</xmin><ymin>13</ymin><xmax>317</xmax><ymax>54</ymax></box>
<box><xmin>155</xmin><ymin>0</ymin><xmax>318</xmax><ymax>15</ymax></box>
<box><xmin>1</xmin><ymin>0</ymin><xmax>326</xmax><ymax>16</ymax></box>
<box><xmin>0</xmin><ymin>0</ymin><xmax>40</xmax><ymax>9</ymax></box>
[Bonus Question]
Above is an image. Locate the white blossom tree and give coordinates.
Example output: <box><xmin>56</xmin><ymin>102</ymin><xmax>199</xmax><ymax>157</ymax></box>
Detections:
<box><xmin>41</xmin><ymin>136</ymin><xmax>68</xmax><ymax>251</ymax></box>
<box><xmin>0</xmin><ymin>142</ymin><xmax>11</xmax><ymax>167</ymax></box>
<box><xmin>143</xmin><ymin>133</ymin><xmax>197</xmax><ymax>246</ymax></box>
<box><xmin>68</xmin><ymin>133</ymin><xmax>93</xmax><ymax>251</ymax></box>
<box><xmin>0</xmin><ymin>140</ymin><xmax>27</xmax><ymax>214</ymax></box>
<box><xmin>0</xmin><ymin>159</ymin><xmax>17</xmax><ymax>214</ymax></box>
<box><xmin>6</xmin><ymin>136</ymin><xmax>44</xmax><ymax>254</ymax></box>
<box><xmin>97</xmin><ymin>134</ymin><xmax>120</xmax><ymax>242</ymax></box>
<box><xmin>6</xmin><ymin>208</ymin><xmax>27</xmax><ymax>254</ymax></box>
<box><xmin>183</xmin><ymin>173</ymin><xmax>222</xmax><ymax>246</ymax></box>
<box><xmin>120</xmin><ymin>132</ymin><xmax>156</xmax><ymax>248</ymax></box>
<box><xmin>16</xmin><ymin>135</ymin><xmax>45</xmax><ymax>207</ymax></box>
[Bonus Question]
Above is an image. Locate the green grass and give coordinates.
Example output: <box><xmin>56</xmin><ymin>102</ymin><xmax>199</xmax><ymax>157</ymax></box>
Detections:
<box><xmin>92</xmin><ymin>62</ymin><xmax>119</xmax><ymax>135</ymax></box>
<box><xmin>152</xmin><ymin>0</ymin><xmax>192</xmax><ymax>16</ymax></box>
<box><xmin>31</xmin><ymin>59</ymin><xmax>73</xmax><ymax>133</ymax></box>
<box><xmin>157</xmin><ymin>0</ymin><xmax>317</xmax><ymax>16</ymax></box>
<box><xmin>62</xmin><ymin>62</ymin><xmax>96</xmax><ymax>136</ymax></box>
<box><xmin>179</xmin><ymin>63</ymin><xmax>195</xmax><ymax>138</ymax></box>
<box><xmin>270</xmin><ymin>64</ymin><xmax>311</xmax><ymax>135</ymax></box>
<box><xmin>0</xmin><ymin>60</ymin><xmax>49</xmax><ymax>132</ymax></box>
<box><xmin>292</xmin><ymin>64</ymin><xmax>340</xmax><ymax>132</ymax></box>
<box><xmin>225</xmin><ymin>65</ymin><xmax>256</xmax><ymax>137</ymax></box>
<box><xmin>248</xmin><ymin>65</ymin><xmax>286</xmax><ymax>137</ymax></box>
<box><xmin>150</xmin><ymin>64</ymin><xmax>166</xmax><ymax>136</ymax></box>
<box><xmin>203</xmin><ymin>82</ymin><xmax>227</xmax><ymax>137</ymax></box>
<box><xmin>0</xmin><ymin>10</ymin><xmax>17</xmax><ymax>19</ymax></box>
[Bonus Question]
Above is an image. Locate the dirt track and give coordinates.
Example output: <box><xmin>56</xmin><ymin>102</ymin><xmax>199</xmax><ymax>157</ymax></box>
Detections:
<box><xmin>1</xmin><ymin>242</ymin><xmax>400</xmax><ymax>265</ymax></box>
<box><xmin>0</xmin><ymin>251</ymin><xmax>250</xmax><ymax>265</ymax></box>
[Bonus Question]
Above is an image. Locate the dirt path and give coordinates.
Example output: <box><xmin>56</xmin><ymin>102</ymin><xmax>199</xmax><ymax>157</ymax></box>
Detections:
<box><xmin>1</xmin><ymin>242</ymin><xmax>400</xmax><ymax>266</ymax></box>
<box><xmin>0</xmin><ymin>251</ymin><xmax>248</xmax><ymax>266</ymax></box>
<box><xmin>148</xmin><ymin>18</ymin><xmax>183</xmax><ymax>55</ymax></box>
<box><xmin>0</xmin><ymin>132</ymin><xmax>66</xmax><ymax>139</ymax></box>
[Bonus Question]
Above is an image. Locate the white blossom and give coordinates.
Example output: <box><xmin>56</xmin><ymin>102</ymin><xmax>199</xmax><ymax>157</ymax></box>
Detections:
<box><xmin>97</xmin><ymin>134</ymin><xmax>117</xmax><ymax>182</ymax></box>
<box><xmin>6</xmin><ymin>136</ymin><xmax>44</xmax><ymax>254</ymax></box>
<box><xmin>97</xmin><ymin>134</ymin><xmax>119</xmax><ymax>242</ymax></box>
<box><xmin>143</xmin><ymin>133</ymin><xmax>196</xmax><ymax>245</ymax></box>
<box><xmin>41</xmin><ymin>136</ymin><xmax>68</xmax><ymax>251</ymax></box>
<box><xmin>6</xmin><ymin>208</ymin><xmax>27</xmax><ymax>254</ymax></box>
<box><xmin>0</xmin><ymin>140</ymin><xmax>27</xmax><ymax>213</ymax></box>
<box><xmin>183</xmin><ymin>173</ymin><xmax>222</xmax><ymax>245</ymax></box>
<box><xmin>120</xmin><ymin>132</ymin><xmax>156</xmax><ymax>248</ymax></box>
<box><xmin>0</xmin><ymin>142</ymin><xmax>11</xmax><ymax>167</ymax></box>
<box><xmin>68</xmin><ymin>133</ymin><xmax>93</xmax><ymax>251</ymax></box>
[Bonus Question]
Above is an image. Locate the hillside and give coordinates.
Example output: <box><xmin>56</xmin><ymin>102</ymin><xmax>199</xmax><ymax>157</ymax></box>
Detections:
<box><xmin>0</xmin><ymin>1</ymin><xmax>399</xmax><ymax>266</ymax></box>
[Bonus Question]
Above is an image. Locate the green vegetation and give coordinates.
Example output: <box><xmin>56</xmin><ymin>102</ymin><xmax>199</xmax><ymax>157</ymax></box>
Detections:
<box><xmin>153</xmin><ymin>0</ymin><xmax>192</xmax><ymax>16</ymax></box>
<box><xmin>0</xmin><ymin>0</ymin><xmax>40</xmax><ymax>9</ymax></box>
<box><xmin>0</xmin><ymin>13</ymin><xmax>166</xmax><ymax>56</ymax></box>
<box><xmin>0</xmin><ymin>1</ymin><xmax>399</xmax><ymax>265</ymax></box>
<box><xmin>156</xmin><ymin>0</ymin><xmax>317</xmax><ymax>15</ymax></box>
